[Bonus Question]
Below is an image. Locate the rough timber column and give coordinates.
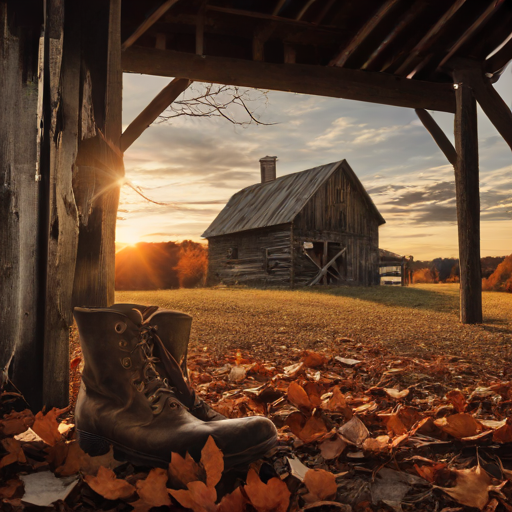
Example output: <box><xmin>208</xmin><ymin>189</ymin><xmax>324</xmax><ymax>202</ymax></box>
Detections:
<box><xmin>453</xmin><ymin>72</ymin><xmax>482</xmax><ymax>324</ymax></box>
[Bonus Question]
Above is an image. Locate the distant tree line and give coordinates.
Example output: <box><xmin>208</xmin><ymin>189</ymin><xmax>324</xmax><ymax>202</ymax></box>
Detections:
<box><xmin>115</xmin><ymin>241</ymin><xmax>207</xmax><ymax>290</ymax></box>
<box><xmin>411</xmin><ymin>255</ymin><xmax>510</xmax><ymax>291</ymax></box>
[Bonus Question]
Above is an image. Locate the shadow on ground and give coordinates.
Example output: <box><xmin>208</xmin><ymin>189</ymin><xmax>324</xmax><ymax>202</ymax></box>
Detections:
<box><xmin>304</xmin><ymin>284</ymin><xmax>460</xmax><ymax>314</ymax></box>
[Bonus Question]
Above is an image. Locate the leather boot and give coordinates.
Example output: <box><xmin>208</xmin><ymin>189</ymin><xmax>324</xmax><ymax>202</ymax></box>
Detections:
<box><xmin>107</xmin><ymin>303</ymin><xmax>225</xmax><ymax>421</ymax></box>
<box><xmin>74</xmin><ymin>307</ymin><xmax>277</xmax><ymax>468</ymax></box>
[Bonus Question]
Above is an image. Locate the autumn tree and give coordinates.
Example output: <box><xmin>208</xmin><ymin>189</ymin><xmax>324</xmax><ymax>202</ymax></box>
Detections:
<box><xmin>413</xmin><ymin>267</ymin><xmax>439</xmax><ymax>283</ymax></box>
<box><xmin>482</xmin><ymin>254</ymin><xmax>512</xmax><ymax>292</ymax></box>
<box><xmin>174</xmin><ymin>241</ymin><xmax>208</xmax><ymax>288</ymax></box>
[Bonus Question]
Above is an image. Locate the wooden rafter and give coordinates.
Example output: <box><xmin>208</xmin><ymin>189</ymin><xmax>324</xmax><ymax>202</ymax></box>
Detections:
<box><xmin>330</xmin><ymin>0</ymin><xmax>400</xmax><ymax>67</ymax></box>
<box><xmin>415</xmin><ymin>109</ymin><xmax>457</xmax><ymax>166</ymax></box>
<box><xmin>296</xmin><ymin>0</ymin><xmax>316</xmax><ymax>21</ymax></box>
<box><xmin>121</xmin><ymin>0</ymin><xmax>180</xmax><ymax>51</ymax></box>
<box><xmin>123</xmin><ymin>47</ymin><xmax>456</xmax><ymax>112</ymax></box>
<box><xmin>437</xmin><ymin>0</ymin><xmax>506</xmax><ymax>70</ymax></box>
<box><xmin>273</xmin><ymin>0</ymin><xmax>287</xmax><ymax>16</ymax></box>
<box><xmin>393</xmin><ymin>0</ymin><xmax>467</xmax><ymax>76</ymax></box>
<box><xmin>120</xmin><ymin>77</ymin><xmax>191</xmax><ymax>152</ymax></box>
<box><xmin>486</xmin><ymin>35</ymin><xmax>512</xmax><ymax>74</ymax></box>
<box><xmin>361</xmin><ymin>2</ymin><xmax>426</xmax><ymax>70</ymax></box>
<box><xmin>313</xmin><ymin>0</ymin><xmax>335</xmax><ymax>25</ymax></box>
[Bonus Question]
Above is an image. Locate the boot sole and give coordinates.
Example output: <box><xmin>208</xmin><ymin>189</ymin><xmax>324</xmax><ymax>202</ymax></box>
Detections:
<box><xmin>77</xmin><ymin>429</ymin><xmax>277</xmax><ymax>469</ymax></box>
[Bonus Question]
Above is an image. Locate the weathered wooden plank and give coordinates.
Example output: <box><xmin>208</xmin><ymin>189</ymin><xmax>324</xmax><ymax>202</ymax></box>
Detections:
<box><xmin>453</xmin><ymin>72</ymin><xmax>482</xmax><ymax>324</ymax></box>
<box><xmin>123</xmin><ymin>47</ymin><xmax>457</xmax><ymax>113</ymax></box>
<box><xmin>42</xmin><ymin>0</ymin><xmax>80</xmax><ymax>408</ymax></box>
<box><xmin>121</xmin><ymin>78</ymin><xmax>191</xmax><ymax>152</ymax></box>
<box><xmin>415</xmin><ymin>108</ymin><xmax>458</xmax><ymax>166</ymax></box>
<box><xmin>486</xmin><ymin>36</ymin><xmax>512</xmax><ymax>74</ymax></box>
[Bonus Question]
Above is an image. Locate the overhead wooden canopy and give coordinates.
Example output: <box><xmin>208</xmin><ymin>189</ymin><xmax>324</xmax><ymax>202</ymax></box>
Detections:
<box><xmin>121</xmin><ymin>0</ymin><xmax>512</xmax><ymax>111</ymax></box>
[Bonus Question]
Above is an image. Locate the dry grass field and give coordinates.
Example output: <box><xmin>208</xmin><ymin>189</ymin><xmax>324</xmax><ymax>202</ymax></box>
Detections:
<box><xmin>115</xmin><ymin>284</ymin><xmax>512</xmax><ymax>373</ymax></box>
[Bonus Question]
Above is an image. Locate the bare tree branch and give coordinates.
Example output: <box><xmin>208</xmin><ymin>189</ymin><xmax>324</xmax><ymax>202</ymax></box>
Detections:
<box><xmin>157</xmin><ymin>83</ymin><xmax>276</xmax><ymax>126</ymax></box>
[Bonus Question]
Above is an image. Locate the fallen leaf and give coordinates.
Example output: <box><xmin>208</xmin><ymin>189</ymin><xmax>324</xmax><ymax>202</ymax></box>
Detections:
<box><xmin>301</xmin><ymin>350</ymin><xmax>328</xmax><ymax>368</ymax></box>
<box><xmin>20</xmin><ymin>471</ymin><xmax>78</xmax><ymax>507</ymax></box>
<box><xmin>170</xmin><ymin>480</ymin><xmax>217</xmax><ymax>512</ymax></box>
<box><xmin>283</xmin><ymin>362</ymin><xmax>304</xmax><ymax>378</ymax></box>
<box><xmin>362</xmin><ymin>435</ymin><xmax>390</xmax><ymax>453</ymax></box>
<box><xmin>434</xmin><ymin>413</ymin><xmax>482</xmax><ymax>439</ymax></box>
<box><xmin>201</xmin><ymin>436</ymin><xmax>224</xmax><ymax>489</ymax></box>
<box><xmin>335</xmin><ymin>356</ymin><xmax>361</xmax><ymax>366</ymax></box>
<box><xmin>70</xmin><ymin>357</ymin><xmax>82</xmax><ymax>370</ymax></box>
<box><xmin>303</xmin><ymin>468</ymin><xmax>338</xmax><ymax>501</ymax></box>
<box><xmin>84</xmin><ymin>445</ymin><xmax>123</xmax><ymax>475</ymax></box>
<box><xmin>287</xmin><ymin>381</ymin><xmax>313</xmax><ymax>410</ymax></box>
<box><xmin>303</xmin><ymin>382</ymin><xmax>323</xmax><ymax>407</ymax></box>
<box><xmin>244</xmin><ymin>468</ymin><xmax>290</xmax><ymax>512</ymax></box>
<box><xmin>217</xmin><ymin>486</ymin><xmax>246</xmax><ymax>512</ymax></box>
<box><xmin>446</xmin><ymin>389</ymin><xmax>466</xmax><ymax>413</ymax></box>
<box><xmin>0</xmin><ymin>409</ymin><xmax>34</xmax><ymax>436</ymax></box>
<box><xmin>168</xmin><ymin>451</ymin><xmax>203</xmax><ymax>486</ymax></box>
<box><xmin>319</xmin><ymin>436</ymin><xmax>347</xmax><ymax>460</ymax></box>
<box><xmin>287</xmin><ymin>456</ymin><xmax>309</xmax><ymax>481</ymax></box>
<box><xmin>339</xmin><ymin>416</ymin><xmax>369</xmax><ymax>447</ymax></box>
<box><xmin>436</xmin><ymin>465</ymin><xmax>492</xmax><ymax>510</ymax></box>
<box><xmin>32</xmin><ymin>407</ymin><xmax>68</xmax><ymax>446</ymax></box>
<box><xmin>0</xmin><ymin>438</ymin><xmax>26</xmax><ymax>468</ymax></box>
<box><xmin>135</xmin><ymin>468</ymin><xmax>171</xmax><ymax>508</ymax></box>
<box><xmin>84</xmin><ymin>466</ymin><xmax>135</xmax><ymax>500</ymax></box>
<box><xmin>324</xmin><ymin>387</ymin><xmax>353</xmax><ymax>418</ymax></box>
<box><xmin>493</xmin><ymin>418</ymin><xmax>512</xmax><ymax>443</ymax></box>
<box><xmin>384</xmin><ymin>388</ymin><xmax>409</xmax><ymax>400</ymax></box>
<box><xmin>299</xmin><ymin>416</ymin><xmax>328</xmax><ymax>443</ymax></box>
<box><xmin>0</xmin><ymin>479</ymin><xmax>23</xmax><ymax>499</ymax></box>
<box><xmin>54</xmin><ymin>441</ymin><xmax>89</xmax><ymax>476</ymax></box>
<box><xmin>229</xmin><ymin>366</ymin><xmax>247</xmax><ymax>382</ymax></box>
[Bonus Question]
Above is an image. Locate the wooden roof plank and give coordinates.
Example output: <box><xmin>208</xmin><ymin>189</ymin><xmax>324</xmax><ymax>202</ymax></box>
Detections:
<box><xmin>394</xmin><ymin>0</ymin><xmax>468</xmax><ymax>76</ymax></box>
<box><xmin>122</xmin><ymin>0</ymin><xmax>181</xmax><ymax>51</ymax></box>
<box><xmin>329</xmin><ymin>0</ymin><xmax>400</xmax><ymax>68</ymax></box>
<box><xmin>123</xmin><ymin>47</ymin><xmax>456</xmax><ymax>112</ymax></box>
<box><xmin>486</xmin><ymin>34</ymin><xmax>512</xmax><ymax>74</ymax></box>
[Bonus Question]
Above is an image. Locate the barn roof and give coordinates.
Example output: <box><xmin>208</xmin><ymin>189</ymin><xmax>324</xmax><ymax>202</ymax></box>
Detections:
<box><xmin>202</xmin><ymin>159</ymin><xmax>385</xmax><ymax>238</ymax></box>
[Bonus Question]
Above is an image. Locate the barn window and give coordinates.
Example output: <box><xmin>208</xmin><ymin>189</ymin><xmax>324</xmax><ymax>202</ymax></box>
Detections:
<box><xmin>227</xmin><ymin>247</ymin><xmax>238</xmax><ymax>259</ymax></box>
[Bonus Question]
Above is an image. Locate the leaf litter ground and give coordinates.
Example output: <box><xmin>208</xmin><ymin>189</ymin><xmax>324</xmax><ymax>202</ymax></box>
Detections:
<box><xmin>2</xmin><ymin>284</ymin><xmax>512</xmax><ymax>511</ymax></box>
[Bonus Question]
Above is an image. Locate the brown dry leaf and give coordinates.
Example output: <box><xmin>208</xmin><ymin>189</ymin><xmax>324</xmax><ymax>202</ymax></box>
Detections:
<box><xmin>287</xmin><ymin>381</ymin><xmax>313</xmax><ymax>410</ymax></box>
<box><xmin>0</xmin><ymin>479</ymin><xmax>23</xmax><ymax>499</ymax></box>
<box><xmin>446</xmin><ymin>389</ymin><xmax>466</xmax><ymax>413</ymax></box>
<box><xmin>299</xmin><ymin>416</ymin><xmax>328</xmax><ymax>443</ymax></box>
<box><xmin>201</xmin><ymin>436</ymin><xmax>224</xmax><ymax>489</ymax></box>
<box><xmin>0</xmin><ymin>439</ymin><xmax>26</xmax><ymax>468</ymax></box>
<box><xmin>301</xmin><ymin>350</ymin><xmax>328</xmax><ymax>368</ymax></box>
<box><xmin>493</xmin><ymin>419</ymin><xmax>512</xmax><ymax>443</ymax></box>
<box><xmin>54</xmin><ymin>441</ymin><xmax>89</xmax><ymax>476</ymax></box>
<box><xmin>385</xmin><ymin>413</ymin><xmax>407</xmax><ymax>436</ymax></box>
<box><xmin>283</xmin><ymin>362</ymin><xmax>304</xmax><ymax>378</ymax></box>
<box><xmin>324</xmin><ymin>386</ymin><xmax>353</xmax><ymax>419</ymax></box>
<box><xmin>217</xmin><ymin>487</ymin><xmax>246</xmax><ymax>512</ymax></box>
<box><xmin>169</xmin><ymin>451</ymin><xmax>203</xmax><ymax>486</ymax></box>
<box><xmin>0</xmin><ymin>409</ymin><xmax>35</xmax><ymax>436</ymax></box>
<box><xmin>84</xmin><ymin>446</ymin><xmax>123</xmax><ymax>475</ymax></box>
<box><xmin>339</xmin><ymin>416</ymin><xmax>369</xmax><ymax>446</ymax></box>
<box><xmin>434</xmin><ymin>413</ymin><xmax>483</xmax><ymax>439</ymax></box>
<box><xmin>170</xmin><ymin>480</ymin><xmax>217</xmax><ymax>512</ymax></box>
<box><xmin>135</xmin><ymin>467</ymin><xmax>171</xmax><ymax>508</ymax></box>
<box><xmin>414</xmin><ymin>462</ymin><xmax>447</xmax><ymax>483</ymax></box>
<box><xmin>383</xmin><ymin>388</ymin><xmax>409</xmax><ymax>400</ymax></box>
<box><xmin>436</xmin><ymin>465</ymin><xmax>492</xmax><ymax>510</ymax></box>
<box><xmin>32</xmin><ymin>407</ymin><xmax>68</xmax><ymax>446</ymax></box>
<box><xmin>85</xmin><ymin>466</ymin><xmax>135</xmax><ymax>500</ymax></box>
<box><xmin>303</xmin><ymin>468</ymin><xmax>338</xmax><ymax>501</ymax></box>
<box><xmin>362</xmin><ymin>435</ymin><xmax>390</xmax><ymax>453</ymax></box>
<box><xmin>244</xmin><ymin>468</ymin><xmax>290</xmax><ymax>512</ymax></box>
<box><xmin>303</xmin><ymin>382</ymin><xmax>323</xmax><ymax>408</ymax></box>
<box><xmin>319</xmin><ymin>436</ymin><xmax>347</xmax><ymax>460</ymax></box>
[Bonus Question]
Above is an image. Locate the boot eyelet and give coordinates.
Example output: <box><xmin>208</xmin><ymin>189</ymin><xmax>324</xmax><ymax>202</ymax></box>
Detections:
<box><xmin>170</xmin><ymin>402</ymin><xmax>179</xmax><ymax>409</ymax></box>
<box><xmin>115</xmin><ymin>322</ymin><xmax>127</xmax><ymax>334</ymax></box>
<box><xmin>121</xmin><ymin>357</ymin><xmax>132</xmax><ymax>369</ymax></box>
<box><xmin>119</xmin><ymin>340</ymin><xmax>128</xmax><ymax>348</ymax></box>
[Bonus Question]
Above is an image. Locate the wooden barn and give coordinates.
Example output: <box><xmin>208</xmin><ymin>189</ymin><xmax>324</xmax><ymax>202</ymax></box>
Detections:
<box><xmin>203</xmin><ymin>158</ymin><xmax>385</xmax><ymax>287</ymax></box>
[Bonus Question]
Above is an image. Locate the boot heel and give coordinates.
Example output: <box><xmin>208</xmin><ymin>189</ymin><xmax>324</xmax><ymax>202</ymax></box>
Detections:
<box><xmin>77</xmin><ymin>429</ymin><xmax>111</xmax><ymax>457</ymax></box>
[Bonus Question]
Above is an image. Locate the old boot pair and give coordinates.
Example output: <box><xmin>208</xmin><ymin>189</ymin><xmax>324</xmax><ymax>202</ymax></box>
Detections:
<box><xmin>74</xmin><ymin>304</ymin><xmax>277</xmax><ymax>468</ymax></box>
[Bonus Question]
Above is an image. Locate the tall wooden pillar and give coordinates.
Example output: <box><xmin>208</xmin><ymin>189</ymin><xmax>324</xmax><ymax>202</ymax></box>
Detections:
<box><xmin>453</xmin><ymin>74</ymin><xmax>482</xmax><ymax>324</ymax></box>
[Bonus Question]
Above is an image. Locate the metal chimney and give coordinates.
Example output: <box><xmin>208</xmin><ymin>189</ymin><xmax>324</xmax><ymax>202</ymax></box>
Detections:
<box><xmin>259</xmin><ymin>156</ymin><xmax>277</xmax><ymax>183</ymax></box>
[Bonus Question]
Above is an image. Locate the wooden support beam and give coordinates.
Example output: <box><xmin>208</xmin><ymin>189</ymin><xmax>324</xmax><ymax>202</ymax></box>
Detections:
<box><xmin>121</xmin><ymin>77</ymin><xmax>191</xmax><ymax>152</ymax></box>
<box><xmin>123</xmin><ymin>47</ymin><xmax>457</xmax><ymax>112</ymax></box>
<box><xmin>296</xmin><ymin>0</ymin><xmax>316</xmax><ymax>21</ymax></box>
<box><xmin>486</xmin><ymin>35</ymin><xmax>512</xmax><ymax>74</ymax></box>
<box><xmin>196</xmin><ymin>1</ymin><xmax>206</xmax><ymax>56</ymax></box>
<box><xmin>283</xmin><ymin>43</ymin><xmax>296</xmax><ymax>64</ymax></box>
<box><xmin>330</xmin><ymin>0</ymin><xmax>400</xmax><ymax>67</ymax></box>
<box><xmin>415</xmin><ymin>108</ymin><xmax>458</xmax><ymax>166</ymax></box>
<box><xmin>362</xmin><ymin>2</ymin><xmax>426</xmax><ymax>70</ymax></box>
<box><xmin>452</xmin><ymin>58</ymin><xmax>512</xmax><ymax>151</ymax></box>
<box><xmin>438</xmin><ymin>0</ymin><xmax>506</xmax><ymax>70</ymax></box>
<box><xmin>313</xmin><ymin>0</ymin><xmax>335</xmax><ymax>24</ymax></box>
<box><xmin>272</xmin><ymin>0</ymin><xmax>286</xmax><ymax>16</ymax></box>
<box><xmin>453</xmin><ymin>72</ymin><xmax>482</xmax><ymax>324</ymax></box>
<box><xmin>122</xmin><ymin>0</ymin><xmax>180</xmax><ymax>51</ymax></box>
<box><xmin>394</xmin><ymin>0</ymin><xmax>467</xmax><ymax>76</ymax></box>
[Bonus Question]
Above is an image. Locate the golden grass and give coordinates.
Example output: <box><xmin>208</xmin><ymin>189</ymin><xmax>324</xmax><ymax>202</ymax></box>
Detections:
<box><xmin>116</xmin><ymin>284</ymin><xmax>512</xmax><ymax>371</ymax></box>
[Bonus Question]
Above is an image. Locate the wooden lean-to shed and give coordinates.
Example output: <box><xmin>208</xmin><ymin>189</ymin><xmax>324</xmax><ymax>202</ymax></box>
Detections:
<box><xmin>203</xmin><ymin>158</ymin><xmax>385</xmax><ymax>287</ymax></box>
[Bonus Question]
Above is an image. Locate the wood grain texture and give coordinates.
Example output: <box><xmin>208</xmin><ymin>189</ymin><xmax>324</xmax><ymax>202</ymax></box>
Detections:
<box><xmin>122</xmin><ymin>47</ymin><xmax>457</xmax><ymax>113</ymax></box>
<box><xmin>453</xmin><ymin>75</ymin><xmax>482</xmax><ymax>324</ymax></box>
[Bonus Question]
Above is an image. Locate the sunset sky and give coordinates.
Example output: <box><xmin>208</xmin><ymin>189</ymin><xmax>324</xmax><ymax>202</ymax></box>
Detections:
<box><xmin>118</xmin><ymin>65</ymin><xmax>512</xmax><ymax>260</ymax></box>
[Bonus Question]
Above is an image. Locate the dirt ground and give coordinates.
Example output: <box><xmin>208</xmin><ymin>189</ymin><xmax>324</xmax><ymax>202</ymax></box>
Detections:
<box><xmin>115</xmin><ymin>284</ymin><xmax>512</xmax><ymax>371</ymax></box>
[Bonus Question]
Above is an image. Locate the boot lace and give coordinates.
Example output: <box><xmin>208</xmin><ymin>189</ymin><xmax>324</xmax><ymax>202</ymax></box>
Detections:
<box><xmin>132</xmin><ymin>326</ymin><xmax>181</xmax><ymax>415</ymax></box>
